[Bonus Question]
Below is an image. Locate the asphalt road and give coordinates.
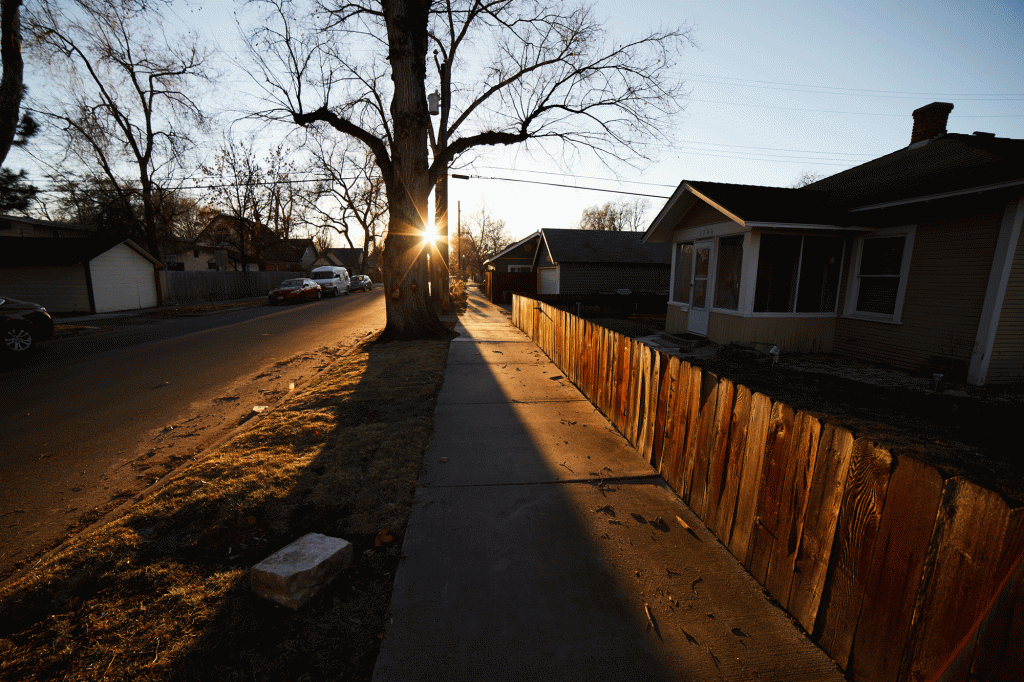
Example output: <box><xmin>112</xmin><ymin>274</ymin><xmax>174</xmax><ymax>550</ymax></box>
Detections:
<box><xmin>0</xmin><ymin>290</ymin><xmax>385</xmax><ymax>580</ymax></box>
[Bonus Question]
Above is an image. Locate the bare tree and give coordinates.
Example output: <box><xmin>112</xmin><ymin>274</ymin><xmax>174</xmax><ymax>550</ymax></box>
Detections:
<box><xmin>791</xmin><ymin>170</ymin><xmax>825</xmax><ymax>188</ymax></box>
<box><xmin>247</xmin><ymin>0</ymin><xmax>692</xmax><ymax>341</ymax></box>
<box><xmin>304</xmin><ymin>132</ymin><xmax>389</xmax><ymax>273</ymax></box>
<box><xmin>0</xmin><ymin>0</ymin><xmax>23</xmax><ymax>167</ymax></box>
<box><xmin>25</xmin><ymin>0</ymin><xmax>210</xmax><ymax>260</ymax></box>
<box><xmin>578</xmin><ymin>197</ymin><xmax>651</xmax><ymax>231</ymax></box>
<box><xmin>458</xmin><ymin>200</ymin><xmax>512</xmax><ymax>275</ymax></box>
<box><xmin>201</xmin><ymin>136</ymin><xmax>269</xmax><ymax>270</ymax></box>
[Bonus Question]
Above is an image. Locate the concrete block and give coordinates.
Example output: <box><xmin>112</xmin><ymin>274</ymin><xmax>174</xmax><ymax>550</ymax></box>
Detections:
<box><xmin>251</xmin><ymin>533</ymin><xmax>353</xmax><ymax>610</ymax></box>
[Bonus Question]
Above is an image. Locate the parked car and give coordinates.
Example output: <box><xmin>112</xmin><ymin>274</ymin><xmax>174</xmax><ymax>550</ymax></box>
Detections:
<box><xmin>268</xmin><ymin>278</ymin><xmax>322</xmax><ymax>304</ymax></box>
<box><xmin>1</xmin><ymin>297</ymin><xmax>55</xmax><ymax>355</ymax></box>
<box><xmin>309</xmin><ymin>266</ymin><xmax>350</xmax><ymax>297</ymax></box>
<box><xmin>349</xmin><ymin>275</ymin><xmax>373</xmax><ymax>292</ymax></box>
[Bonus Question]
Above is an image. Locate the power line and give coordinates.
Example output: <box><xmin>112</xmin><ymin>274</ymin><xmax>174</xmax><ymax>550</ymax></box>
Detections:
<box><xmin>680</xmin><ymin>72</ymin><xmax>1024</xmax><ymax>101</ymax></box>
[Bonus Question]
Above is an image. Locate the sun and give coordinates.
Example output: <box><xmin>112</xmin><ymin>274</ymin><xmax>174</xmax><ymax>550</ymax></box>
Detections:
<box><xmin>423</xmin><ymin>224</ymin><xmax>438</xmax><ymax>245</ymax></box>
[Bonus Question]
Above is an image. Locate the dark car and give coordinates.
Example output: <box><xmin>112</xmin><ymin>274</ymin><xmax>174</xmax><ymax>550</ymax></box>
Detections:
<box><xmin>349</xmin><ymin>275</ymin><xmax>373</xmax><ymax>292</ymax></box>
<box><xmin>1</xmin><ymin>297</ymin><xmax>55</xmax><ymax>355</ymax></box>
<box><xmin>268</xmin><ymin>278</ymin><xmax>322</xmax><ymax>304</ymax></box>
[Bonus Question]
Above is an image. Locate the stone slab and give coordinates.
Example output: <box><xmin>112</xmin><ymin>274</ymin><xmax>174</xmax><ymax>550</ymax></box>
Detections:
<box><xmin>251</xmin><ymin>532</ymin><xmax>353</xmax><ymax>610</ymax></box>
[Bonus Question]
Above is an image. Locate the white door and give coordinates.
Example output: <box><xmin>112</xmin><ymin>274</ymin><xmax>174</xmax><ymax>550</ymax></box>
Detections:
<box><xmin>687</xmin><ymin>240</ymin><xmax>713</xmax><ymax>335</ymax></box>
<box><xmin>538</xmin><ymin>267</ymin><xmax>558</xmax><ymax>295</ymax></box>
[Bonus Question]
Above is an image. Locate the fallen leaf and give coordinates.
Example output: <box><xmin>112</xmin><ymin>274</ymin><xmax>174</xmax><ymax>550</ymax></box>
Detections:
<box><xmin>375</xmin><ymin>529</ymin><xmax>393</xmax><ymax>546</ymax></box>
<box><xmin>675</xmin><ymin>515</ymin><xmax>690</xmax><ymax>530</ymax></box>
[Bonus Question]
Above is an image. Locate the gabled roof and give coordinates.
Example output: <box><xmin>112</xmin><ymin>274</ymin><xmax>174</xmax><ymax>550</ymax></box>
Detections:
<box><xmin>483</xmin><ymin>231</ymin><xmax>540</xmax><ymax>265</ymax></box>
<box><xmin>0</xmin><ymin>236</ymin><xmax>161</xmax><ymax>267</ymax></box>
<box><xmin>806</xmin><ymin>133</ymin><xmax>1024</xmax><ymax>208</ymax></box>
<box><xmin>263</xmin><ymin>238</ymin><xmax>316</xmax><ymax>263</ymax></box>
<box><xmin>322</xmin><ymin>247</ymin><xmax>363</xmax><ymax>270</ymax></box>
<box><xmin>539</xmin><ymin>228</ymin><xmax>671</xmax><ymax>265</ymax></box>
<box><xmin>645</xmin><ymin>128</ymin><xmax>1024</xmax><ymax>244</ymax></box>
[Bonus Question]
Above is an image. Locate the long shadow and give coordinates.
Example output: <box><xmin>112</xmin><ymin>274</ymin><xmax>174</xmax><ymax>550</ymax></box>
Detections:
<box><xmin>0</xmin><ymin>334</ymin><xmax>445</xmax><ymax>681</ymax></box>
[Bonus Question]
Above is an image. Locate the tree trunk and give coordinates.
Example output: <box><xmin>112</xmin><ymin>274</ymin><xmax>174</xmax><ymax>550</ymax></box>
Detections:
<box><xmin>377</xmin><ymin>0</ymin><xmax>454</xmax><ymax>342</ymax></box>
<box><xmin>0</xmin><ymin>0</ymin><xmax>23</xmax><ymax>167</ymax></box>
<box><xmin>431</xmin><ymin>173</ymin><xmax>451</xmax><ymax>314</ymax></box>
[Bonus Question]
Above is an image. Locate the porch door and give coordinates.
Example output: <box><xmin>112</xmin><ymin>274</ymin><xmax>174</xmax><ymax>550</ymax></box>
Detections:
<box><xmin>687</xmin><ymin>239</ymin><xmax>713</xmax><ymax>336</ymax></box>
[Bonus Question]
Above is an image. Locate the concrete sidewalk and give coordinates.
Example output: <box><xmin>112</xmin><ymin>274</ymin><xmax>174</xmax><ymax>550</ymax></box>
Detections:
<box><xmin>372</xmin><ymin>289</ymin><xmax>843</xmax><ymax>681</ymax></box>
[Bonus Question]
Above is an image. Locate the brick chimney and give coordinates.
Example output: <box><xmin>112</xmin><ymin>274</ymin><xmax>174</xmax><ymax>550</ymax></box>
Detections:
<box><xmin>911</xmin><ymin>102</ymin><xmax>954</xmax><ymax>145</ymax></box>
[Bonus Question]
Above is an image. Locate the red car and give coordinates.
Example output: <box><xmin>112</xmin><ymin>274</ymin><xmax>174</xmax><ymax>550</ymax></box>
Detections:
<box><xmin>268</xmin><ymin>278</ymin><xmax>322</xmax><ymax>304</ymax></box>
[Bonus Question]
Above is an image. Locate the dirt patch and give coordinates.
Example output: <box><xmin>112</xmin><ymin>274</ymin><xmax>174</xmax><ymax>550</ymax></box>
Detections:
<box><xmin>0</xmin><ymin>335</ymin><xmax>451</xmax><ymax>682</ymax></box>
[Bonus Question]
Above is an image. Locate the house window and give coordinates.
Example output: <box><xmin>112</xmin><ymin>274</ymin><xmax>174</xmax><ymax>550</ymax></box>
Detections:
<box><xmin>508</xmin><ymin>265</ymin><xmax>532</xmax><ymax>273</ymax></box>
<box><xmin>673</xmin><ymin>242</ymin><xmax>693</xmax><ymax>304</ymax></box>
<box><xmin>847</xmin><ymin>229</ymin><xmax>914</xmax><ymax>321</ymax></box>
<box><xmin>754</xmin><ymin>235</ymin><xmax>844</xmax><ymax>313</ymax></box>
<box><xmin>714</xmin><ymin>235</ymin><xmax>743</xmax><ymax>310</ymax></box>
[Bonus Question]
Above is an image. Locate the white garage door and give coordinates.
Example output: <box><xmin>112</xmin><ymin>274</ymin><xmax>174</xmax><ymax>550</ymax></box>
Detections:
<box><xmin>538</xmin><ymin>267</ymin><xmax>558</xmax><ymax>295</ymax></box>
<box><xmin>89</xmin><ymin>243</ymin><xmax>158</xmax><ymax>313</ymax></box>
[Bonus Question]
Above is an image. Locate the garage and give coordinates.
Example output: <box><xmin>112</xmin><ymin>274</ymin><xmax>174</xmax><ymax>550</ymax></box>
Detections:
<box><xmin>89</xmin><ymin>241</ymin><xmax>160</xmax><ymax>312</ymax></box>
<box><xmin>538</xmin><ymin>266</ymin><xmax>558</xmax><ymax>295</ymax></box>
<box><xmin>0</xmin><ymin>237</ymin><xmax>161</xmax><ymax>313</ymax></box>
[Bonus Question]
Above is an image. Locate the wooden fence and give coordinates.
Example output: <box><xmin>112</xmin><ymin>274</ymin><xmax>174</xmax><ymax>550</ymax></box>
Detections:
<box><xmin>485</xmin><ymin>271</ymin><xmax>536</xmax><ymax>305</ymax></box>
<box><xmin>513</xmin><ymin>295</ymin><xmax>1023</xmax><ymax>682</ymax></box>
<box><xmin>160</xmin><ymin>271</ymin><xmax>296</xmax><ymax>305</ymax></box>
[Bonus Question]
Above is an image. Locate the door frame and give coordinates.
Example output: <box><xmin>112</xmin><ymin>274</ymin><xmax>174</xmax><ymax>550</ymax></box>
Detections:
<box><xmin>687</xmin><ymin>238</ymin><xmax>715</xmax><ymax>336</ymax></box>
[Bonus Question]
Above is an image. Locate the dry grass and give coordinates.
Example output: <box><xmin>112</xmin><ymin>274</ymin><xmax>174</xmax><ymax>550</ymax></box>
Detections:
<box><xmin>0</xmin><ymin>335</ymin><xmax>451</xmax><ymax>681</ymax></box>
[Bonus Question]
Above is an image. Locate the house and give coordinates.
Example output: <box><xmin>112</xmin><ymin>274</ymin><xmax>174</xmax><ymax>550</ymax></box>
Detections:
<box><xmin>643</xmin><ymin>102</ymin><xmax>1024</xmax><ymax>385</ymax></box>
<box><xmin>483</xmin><ymin>232</ymin><xmax>542</xmax><ymax>273</ymax></box>
<box><xmin>262</xmin><ymin>238</ymin><xmax>318</xmax><ymax>272</ymax></box>
<box><xmin>533</xmin><ymin>228</ymin><xmax>672</xmax><ymax>296</ymax></box>
<box><xmin>163</xmin><ymin>213</ymin><xmax>280</xmax><ymax>272</ymax></box>
<box><xmin>1</xmin><ymin>214</ymin><xmax>94</xmax><ymax>239</ymax></box>
<box><xmin>313</xmin><ymin>247</ymin><xmax>364</xmax><ymax>273</ymax></box>
<box><xmin>0</xmin><ymin>236</ymin><xmax>163</xmax><ymax>313</ymax></box>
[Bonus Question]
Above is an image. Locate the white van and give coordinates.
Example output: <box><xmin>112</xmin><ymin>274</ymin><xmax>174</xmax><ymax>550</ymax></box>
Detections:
<box><xmin>309</xmin><ymin>266</ymin><xmax>350</xmax><ymax>297</ymax></box>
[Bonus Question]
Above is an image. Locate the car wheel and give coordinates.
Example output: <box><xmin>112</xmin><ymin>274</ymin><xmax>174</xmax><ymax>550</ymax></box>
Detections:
<box><xmin>316</xmin><ymin>289</ymin><xmax>322</xmax><ymax>300</ymax></box>
<box><xmin>3</xmin><ymin>323</ymin><xmax>35</xmax><ymax>354</ymax></box>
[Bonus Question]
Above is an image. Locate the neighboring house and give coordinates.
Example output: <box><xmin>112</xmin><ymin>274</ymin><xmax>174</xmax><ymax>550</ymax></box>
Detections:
<box><xmin>533</xmin><ymin>228</ymin><xmax>672</xmax><ymax>296</ymax></box>
<box><xmin>0</xmin><ymin>236</ymin><xmax>162</xmax><ymax>313</ymax></box>
<box><xmin>1</xmin><ymin>214</ymin><xmax>94</xmax><ymax>239</ymax></box>
<box><xmin>262</xmin><ymin>238</ymin><xmax>318</xmax><ymax>272</ymax></box>
<box><xmin>643</xmin><ymin>102</ymin><xmax>1024</xmax><ymax>386</ymax></box>
<box><xmin>483</xmin><ymin>232</ymin><xmax>541</xmax><ymax>273</ymax></box>
<box><xmin>163</xmin><ymin>213</ymin><xmax>280</xmax><ymax>272</ymax></box>
<box><xmin>313</xmin><ymin>247</ymin><xmax>364</xmax><ymax>273</ymax></box>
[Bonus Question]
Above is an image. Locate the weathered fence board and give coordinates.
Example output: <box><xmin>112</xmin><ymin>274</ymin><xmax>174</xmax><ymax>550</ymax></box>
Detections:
<box><xmin>746</xmin><ymin>402</ymin><xmax>797</xmax><ymax>583</ymax></box>
<box><xmin>765</xmin><ymin>411</ymin><xmax>821</xmax><ymax>609</ymax></box>
<box><xmin>650</xmin><ymin>353</ymin><xmax>676</xmax><ymax>472</ymax></box>
<box><xmin>902</xmin><ymin>478</ymin><xmax>1021</xmax><ymax>682</ymax></box>
<box><xmin>970</xmin><ymin>546</ymin><xmax>1024</xmax><ymax>682</ymax></box>
<box><xmin>849</xmin><ymin>455</ymin><xmax>944</xmax><ymax>682</ymax></box>
<box><xmin>788</xmin><ymin>424</ymin><xmax>854</xmax><ymax>634</ymax></box>
<box><xmin>659</xmin><ymin>357</ymin><xmax>685</xmax><ymax>486</ymax></box>
<box><xmin>815</xmin><ymin>440</ymin><xmax>893</xmax><ymax>670</ymax></box>
<box><xmin>702</xmin><ymin>377</ymin><xmax>737</xmax><ymax>527</ymax></box>
<box><xmin>728</xmin><ymin>391</ymin><xmax>772</xmax><ymax>564</ymax></box>
<box><xmin>622</xmin><ymin>337</ymin><xmax>638</xmax><ymax>444</ymax></box>
<box><xmin>637</xmin><ymin>345</ymin><xmax>657</xmax><ymax>460</ymax></box>
<box><xmin>709</xmin><ymin>384</ymin><xmax>752</xmax><ymax>547</ymax></box>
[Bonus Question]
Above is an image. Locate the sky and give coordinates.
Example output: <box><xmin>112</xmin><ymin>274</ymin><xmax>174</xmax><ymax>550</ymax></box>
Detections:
<box><xmin>8</xmin><ymin>0</ymin><xmax>1024</xmax><ymax>246</ymax></box>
